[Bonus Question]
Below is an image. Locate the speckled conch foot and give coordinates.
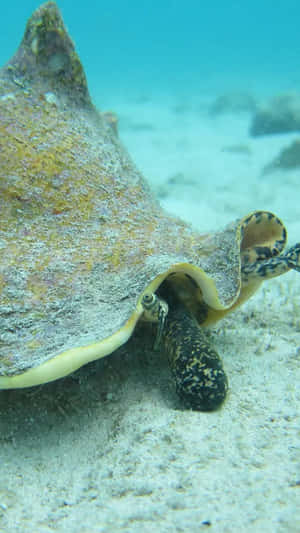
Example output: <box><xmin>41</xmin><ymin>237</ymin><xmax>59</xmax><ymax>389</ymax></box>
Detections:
<box><xmin>142</xmin><ymin>290</ymin><xmax>227</xmax><ymax>411</ymax></box>
<box><xmin>159</xmin><ymin>287</ymin><xmax>228</xmax><ymax>411</ymax></box>
<box><xmin>242</xmin><ymin>242</ymin><xmax>300</xmax><ymax>281</ymax></box>
<box><xmin>285</xmin><ymin>243</ymin><xmax>300</xmax><ymax>272</ymax></box>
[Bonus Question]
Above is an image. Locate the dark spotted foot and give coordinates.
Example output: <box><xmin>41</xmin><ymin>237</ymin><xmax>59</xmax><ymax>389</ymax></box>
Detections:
<box><xmin>161</xmin><ymin>295</ymin><xmax>228</xmax><ymax>411</ymax></box>
<box><xmin>242</xmin><ymin>242</ymin><xmax>300</xmax><ymax>282</ymax></box>
<box><xmin>285</xmin><ymin>242</ymin><xmax>300</xmax><ymax>272</ymax></box>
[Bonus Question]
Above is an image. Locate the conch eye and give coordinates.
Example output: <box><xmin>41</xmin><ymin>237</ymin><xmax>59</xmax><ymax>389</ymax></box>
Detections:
<box><xmin>142</xmin><ymin>293</ymin><xmax>155</xmax><ymax>307</ymax></box>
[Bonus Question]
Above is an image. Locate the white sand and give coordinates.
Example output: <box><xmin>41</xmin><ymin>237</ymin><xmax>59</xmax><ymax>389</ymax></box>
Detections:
<box><xmin>0</xmin><ymin>88</ymin><xmax>299</xmax><ymax>533</ymax></box>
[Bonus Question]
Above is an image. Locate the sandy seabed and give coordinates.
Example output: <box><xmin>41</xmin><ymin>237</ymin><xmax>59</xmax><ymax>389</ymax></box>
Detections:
<box><xmin>0</xmin><ymin>86</ymin><xmax>299</xmax><ymax>533</ymax></box>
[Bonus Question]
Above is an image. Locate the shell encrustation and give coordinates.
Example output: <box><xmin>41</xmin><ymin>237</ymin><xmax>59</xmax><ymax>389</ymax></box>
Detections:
<box><xmin>0</xmin><ymin>3</ymin><xmax>295</xmax><ymax>391</ymax></box>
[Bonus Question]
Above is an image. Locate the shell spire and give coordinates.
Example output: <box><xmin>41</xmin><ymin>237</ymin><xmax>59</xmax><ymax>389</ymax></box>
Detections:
<box><xmin>4</xmin><ymin>1</ymin><xmax>92</xmax><ymax>107</ymax></box>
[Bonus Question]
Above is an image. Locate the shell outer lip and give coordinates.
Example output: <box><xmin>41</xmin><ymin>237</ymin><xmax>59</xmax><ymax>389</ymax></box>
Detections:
<box><xmin>0</xmin><ymin>261</ymin><xmax>238</xmax><ymax>390</ymax></box>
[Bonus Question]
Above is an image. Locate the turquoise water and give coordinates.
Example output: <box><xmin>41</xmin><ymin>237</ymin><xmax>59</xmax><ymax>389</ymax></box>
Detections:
<box><xmin>1</xmin><ymin>1</ymin><xmax>300</xmax><ymax>99</ymax></box>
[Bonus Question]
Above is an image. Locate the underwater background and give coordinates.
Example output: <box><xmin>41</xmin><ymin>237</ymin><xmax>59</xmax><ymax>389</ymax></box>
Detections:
<box><xmin>2</xmin><ymin>0</ymin><xmax>300</xmax><ymax>98</ymax></box>
<box><xmin>0</xmin><ymin>2</ymin><xmax>299</xmax><ymax>532</ymax></box>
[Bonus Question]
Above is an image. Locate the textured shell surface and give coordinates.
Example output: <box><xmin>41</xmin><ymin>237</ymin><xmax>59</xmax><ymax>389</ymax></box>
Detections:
<box><xmin>0</xmin><ymin>2</ymin><xmax>250</xmax><ymax>380</ymax></box>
